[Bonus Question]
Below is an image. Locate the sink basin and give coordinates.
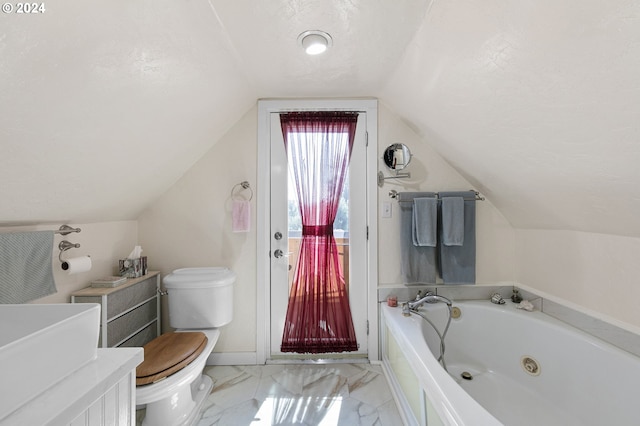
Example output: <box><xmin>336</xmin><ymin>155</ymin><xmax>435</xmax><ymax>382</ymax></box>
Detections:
<box><xmin>0</xmin><ymin>303</ymin><xmax>100</xmax><ymax>420</ymax></box>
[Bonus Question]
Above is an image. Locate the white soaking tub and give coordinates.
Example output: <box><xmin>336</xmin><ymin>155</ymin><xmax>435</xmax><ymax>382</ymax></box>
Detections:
<box><xmin>381</xmin><ymin>300</ymin><xmax>640</xmax><ymax>426</ymax></box>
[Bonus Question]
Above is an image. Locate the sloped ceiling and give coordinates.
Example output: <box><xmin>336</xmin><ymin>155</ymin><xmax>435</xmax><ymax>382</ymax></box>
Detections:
<box><xmin>1</xmin><ymin>0</ymin><xmax>639</xmax><ymax>237</ymax></box>
<box><xmin>382</xmin><ymin>0</ymin><xmax>640</xmax><ymax>237</ymax></box>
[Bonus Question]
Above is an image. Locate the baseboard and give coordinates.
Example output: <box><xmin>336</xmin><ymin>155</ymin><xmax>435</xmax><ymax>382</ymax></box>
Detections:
<box><xmin>206</xmin><ymin>352</ymin><xmax>374</xmax><ymax>366</ymax></box>
<box><xmin>207</xmin><ymin>352</ymin><xmax>258</xmax><ymax>366</ymax></box>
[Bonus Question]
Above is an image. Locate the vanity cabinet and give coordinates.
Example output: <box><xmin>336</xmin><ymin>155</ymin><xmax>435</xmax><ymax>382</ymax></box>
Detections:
<box><xmin>3</xmin><ymin>348</ymin><xmax>143</xmax><ymax>425</ymax></box>
<box><xmin>71</xmin><ymin>272</ymin><xmax>161</xmax><ymax>348</ymax></box>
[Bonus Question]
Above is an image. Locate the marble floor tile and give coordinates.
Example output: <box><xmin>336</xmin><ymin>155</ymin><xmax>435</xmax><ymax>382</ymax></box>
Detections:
<box><xmin>138</xmin><ymin>363</ymin><xmax>404</xmax><ymax>426</ymax></box>
<box><xmin>348</xmin><ymin>369</ymin><xmax>394</xmax><ymax>408</ymax></box>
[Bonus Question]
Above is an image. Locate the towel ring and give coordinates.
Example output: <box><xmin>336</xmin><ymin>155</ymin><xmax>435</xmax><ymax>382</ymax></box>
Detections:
<box><xmin>231</xmin><ymin>181</ymin><xmax>253</xmax><ymax>201</ymax></box>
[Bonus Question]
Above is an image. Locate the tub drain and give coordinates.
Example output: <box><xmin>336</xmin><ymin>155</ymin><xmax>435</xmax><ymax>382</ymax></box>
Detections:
<box><xmin>460</xmin><ymin>371</ymin><xmax>473</xmax><ymax>380</ymax></box>
<box><xmin>521</xmin><ymin>356</ymin><xmax>541</xmax><ymax>376</ymax></box>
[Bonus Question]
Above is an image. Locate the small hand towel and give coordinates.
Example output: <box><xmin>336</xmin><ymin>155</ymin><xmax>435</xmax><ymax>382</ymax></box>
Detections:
<box><xmin>438</xmin><ymin>191</ymin><xmax>476</xmax><ymax>284</ymax></box>
<box><xmin>412</xmin><ymin>197</ymin><xmax>437</xmax><ymax>247</ymax></box>
<box><xmin>398</xmin><ymin>192</ymin><xmax>437</xmax><ymax>284</ymax></box>
<box><xmin>441</xmin><ymin>197</ymin><xmax>464</xmax><ymax>246</ymax></box>
<box><xmin>232</xmin><ymin>200</ymin><xmax>250</xmax><ymax>233</ymax></box>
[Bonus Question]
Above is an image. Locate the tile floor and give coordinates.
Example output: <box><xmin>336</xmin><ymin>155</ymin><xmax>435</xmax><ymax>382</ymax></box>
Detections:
<box><xmin>138</xmin><ymin>363</ymin><xmax>404</xmax><ymax>425</ymax></box>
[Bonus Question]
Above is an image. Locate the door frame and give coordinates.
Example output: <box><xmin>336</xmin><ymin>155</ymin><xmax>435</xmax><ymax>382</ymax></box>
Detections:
<box><xmin>256</xmin><ymin>98</ymin><xmax>379</xmax><ymax>364</ymax></box>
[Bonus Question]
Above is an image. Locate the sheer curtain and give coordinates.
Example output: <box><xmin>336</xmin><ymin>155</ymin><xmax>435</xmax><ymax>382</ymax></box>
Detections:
<box><xmin>280</xmin><ymin>111</ymin><xmax>358</xmax><ymax>353</ymax></box>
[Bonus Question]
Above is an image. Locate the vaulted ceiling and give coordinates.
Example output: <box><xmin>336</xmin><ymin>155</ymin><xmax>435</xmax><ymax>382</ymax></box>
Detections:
<box><xmin>2</xmin><ymin>0</ymin><xmax>639</xmax><ymax>236</ymax></box>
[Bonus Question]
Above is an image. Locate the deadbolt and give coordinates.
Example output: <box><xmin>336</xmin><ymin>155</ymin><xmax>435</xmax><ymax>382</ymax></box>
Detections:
<box><xmin>274</xmin><ymin>232</ymin><xmax>283</xmax><ymax>240</ymax></box>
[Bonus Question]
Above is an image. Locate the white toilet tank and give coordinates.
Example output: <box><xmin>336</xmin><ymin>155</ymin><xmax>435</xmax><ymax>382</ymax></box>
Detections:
<box><xmin>163</xmin><ymin>267</ymin><xmax>235</xmax><ymax>329</ymax></box>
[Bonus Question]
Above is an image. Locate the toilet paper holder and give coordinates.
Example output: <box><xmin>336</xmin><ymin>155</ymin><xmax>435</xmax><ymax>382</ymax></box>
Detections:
<box><xmin>58</xmin><ymin>240</ymin><xmax>81</xmax><ymax>263</ymax></box>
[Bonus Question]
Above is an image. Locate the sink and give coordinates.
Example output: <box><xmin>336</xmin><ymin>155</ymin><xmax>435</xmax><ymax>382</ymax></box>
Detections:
<box><xmin>0</xmin><ymin>303</ymin><xmax>100</xmax><ymax>420</ymax></box>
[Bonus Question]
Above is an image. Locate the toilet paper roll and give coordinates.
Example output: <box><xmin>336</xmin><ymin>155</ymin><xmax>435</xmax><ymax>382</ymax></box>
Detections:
<box><xmin>61</xmin><ymin>256</ymin><xmax>92</xmax><ymax>275</ymax></box>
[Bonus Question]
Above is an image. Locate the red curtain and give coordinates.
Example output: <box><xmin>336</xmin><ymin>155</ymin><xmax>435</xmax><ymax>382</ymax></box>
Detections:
<box><xmin>280</xmin><ymin>111</ymin><xmax>359</xmax><ymax>353</ymax></box>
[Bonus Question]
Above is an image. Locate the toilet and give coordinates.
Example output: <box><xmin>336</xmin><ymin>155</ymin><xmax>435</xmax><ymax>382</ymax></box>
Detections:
<box><xmin>136</xmin><ymin>267</ymin><xmax>235</xmax><ymax>426</ymax></box>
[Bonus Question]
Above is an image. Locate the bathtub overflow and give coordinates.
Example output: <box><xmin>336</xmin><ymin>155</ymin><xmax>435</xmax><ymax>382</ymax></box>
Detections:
<box><xmin>460</xmin><ymin>371</ymin><xmax>473</xmax><ymax>380</ymax></box>
<box><xmin>451</xmin><ymin>306</ymin><xmax>461</xmax><ymax>319</ymax></box>
<box><xmin>521</xmin><ymin>356</ymin><xmax>541</xmax><ymax>376</ymax></box>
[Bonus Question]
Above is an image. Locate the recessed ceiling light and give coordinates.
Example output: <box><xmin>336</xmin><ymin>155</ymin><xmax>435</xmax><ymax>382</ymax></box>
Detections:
<box><xmin>298</xmin><ymin>30</ymin><xmax>333</xmax><ymax>55</ymax></box>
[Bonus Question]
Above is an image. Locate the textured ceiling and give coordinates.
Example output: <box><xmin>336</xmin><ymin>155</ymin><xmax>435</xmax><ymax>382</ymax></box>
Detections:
<box><xmin>382</xmin><ymin>0</ymin><xmax>640</xmax><ymax>236</ymax></box>
<box><xmin>1</xmin><ymin>0</ymin><xmax>639</xmax><ymax>237</ymax></box>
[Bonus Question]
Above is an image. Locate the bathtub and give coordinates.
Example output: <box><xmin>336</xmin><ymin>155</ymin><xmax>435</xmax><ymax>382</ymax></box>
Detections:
<box><xmin>381</xmin><ymin>300</ymin><xmax>640</xmax><ymax>426</ymax></box>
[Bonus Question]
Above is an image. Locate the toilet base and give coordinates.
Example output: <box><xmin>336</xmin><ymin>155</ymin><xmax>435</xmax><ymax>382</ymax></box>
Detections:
<box><xmin>137</xmin><ymin>329</ymin><xmax>219</xmax><ymax>425</ymax></box>
<box><xmin>142</xmin><ymin>374</ymin><xmax>213</xmax><ymax>426</ymax></box>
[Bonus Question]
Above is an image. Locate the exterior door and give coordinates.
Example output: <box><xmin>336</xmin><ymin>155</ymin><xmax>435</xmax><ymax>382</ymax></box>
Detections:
<box><xmin>269</xmin><ymin>112</ymin><xmax>369</xmax><ymax>358</ymax></box>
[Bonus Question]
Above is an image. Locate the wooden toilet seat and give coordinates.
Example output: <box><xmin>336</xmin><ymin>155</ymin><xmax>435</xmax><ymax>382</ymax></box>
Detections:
<box><xmin>136</xmin><ymin>332</ymin><xmax>208</xmax><ymax>386</ymax></box>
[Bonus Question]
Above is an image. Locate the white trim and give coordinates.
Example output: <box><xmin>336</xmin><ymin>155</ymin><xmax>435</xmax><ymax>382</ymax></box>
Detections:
<box><xmin>256</xmin><ymin>101</ymin><xmax>271</xmax><ymax>365</ymax></box>
<box><xmin>256</xmin><ymin>99</ymin><xmax>379</xmax><ymax>364</ymax></box>
<box><xmin>366</xmin><ymin>102</ymin><xmax>379</xmax><ymax>361</ymax></box>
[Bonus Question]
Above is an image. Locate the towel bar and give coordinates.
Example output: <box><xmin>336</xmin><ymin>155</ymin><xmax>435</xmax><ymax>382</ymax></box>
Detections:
<box><xmin>54</xmin><ymin>225</ymin><xmax>81</xmax><ymax>235</ymax></box>
<box><xmin>389</xmin><ymin>189</ymin><xmax>485</xmax><ymax>202</ymax></box>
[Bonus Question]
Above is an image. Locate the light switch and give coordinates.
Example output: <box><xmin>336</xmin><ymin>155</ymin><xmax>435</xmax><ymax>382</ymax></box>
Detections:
<box><xmin>381</xmin><ymin>201</ymin><xmax>392</xmax><ymax>218</ymax></box>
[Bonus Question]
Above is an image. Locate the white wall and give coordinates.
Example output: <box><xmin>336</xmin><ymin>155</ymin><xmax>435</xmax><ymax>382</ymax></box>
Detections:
<box><xmin>377</xmin><ymin>104</ymin><xmax>516</xmax><ymax>286</ymax></box>
<box><xmin>0</xmin><ymin>221</ymin><xmax>138</xmax><ymax>304</ymax></box>
<box><xmin>3</xmin><ymin>101</ymin><xmax>637</xmax><ymax>354</ymax></box>
<box><xmin>136</xmin><ymin>101</ymin><xmax>518</xmax><ymax>356</ymax></box>
<box><xmin>516</xmin><ymin>229</ymin><xmax>640</xmax><ymax>328</ymax></box>
<box><xmin>138</xmin><ymin>106</ymin><xmax>258</xmax><ymax>353</ymax></box>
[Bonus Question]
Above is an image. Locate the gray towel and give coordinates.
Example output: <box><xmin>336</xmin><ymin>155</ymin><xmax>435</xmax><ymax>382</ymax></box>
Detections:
<box><xmin>438</xmin><ymin>191</ymin><xmax>476</xmax><ymax>284</ymax></box>
<box><xmin>441</xmin><ymin>197</ymin><xmax>464</xmax><ymax>246</ymax></box>
<box><xmin>412</xmin><ymin>197</ymin><xmax>437</xmax><ymax>247</ymax></box>
<box><xmin>399</xmin><ymin>192</ymin><xmax>437</xmax><ymax>284</ymax></box>
<box><xmin>0</xmin><ymin>231</ymin><xmax>57</xmax><ymax>303</ymax></box>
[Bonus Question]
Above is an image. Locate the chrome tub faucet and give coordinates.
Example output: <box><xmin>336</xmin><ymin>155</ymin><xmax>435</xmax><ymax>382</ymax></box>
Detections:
<box><xmin>402</xmin><ymin>291</ymin><xmax>452</xmax><ymax>316</ymax></box>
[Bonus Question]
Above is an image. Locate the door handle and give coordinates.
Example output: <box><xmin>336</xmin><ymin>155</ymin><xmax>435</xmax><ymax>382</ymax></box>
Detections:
<box><xmin>273</xmin><ymin>249</ymin><xmax>291</xmax><ymax>259</ymax></box>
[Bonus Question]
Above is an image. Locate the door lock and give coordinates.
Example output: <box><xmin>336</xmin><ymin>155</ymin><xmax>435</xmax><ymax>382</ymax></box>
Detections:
<box><xmin>274</xmin><ymin>249</ymin><xmax>284</xmax><ymax>258</ymax></box>
<box><xmin>274</xmin><ymin>232</ymin><xmax>283</xmax><ymax>240</ymax></box>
